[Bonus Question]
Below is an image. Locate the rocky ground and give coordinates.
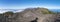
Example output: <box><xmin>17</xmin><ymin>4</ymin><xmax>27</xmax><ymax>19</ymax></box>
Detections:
<box><xmin>0</xmin><ymin>8</ymin><xmax>59</xmax><ymax>22</ymax></box>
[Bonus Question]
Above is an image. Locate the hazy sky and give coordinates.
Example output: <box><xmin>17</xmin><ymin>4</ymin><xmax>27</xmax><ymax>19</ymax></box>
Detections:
<box><xmin>0</xmin><ymin>0</ymin><xmax>60</xmax><ymax>9</ymax></box>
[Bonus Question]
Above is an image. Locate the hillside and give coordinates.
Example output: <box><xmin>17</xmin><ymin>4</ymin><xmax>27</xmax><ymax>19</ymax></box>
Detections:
<box><xmin>0</xmin><ymin>7</ymin><xmax>57</xmax><ymax>22</ymax></box>
<box><xmin>23</xmin><ymin>8</ymin><xmax>56</xmax><ymax>14</ymax></box>
<box><xmin>14</xmin><ymin>7</ymin><xmax>57</xmax><ymax>22</ymax></box>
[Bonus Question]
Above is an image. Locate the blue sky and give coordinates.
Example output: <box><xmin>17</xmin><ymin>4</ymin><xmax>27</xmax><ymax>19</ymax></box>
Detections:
<box><xmin>0</xmin><ymin>0</ymin><xmax>60</xmax><ymax>13</ymax></box>
<box><xmin>0</xmin><ymin>0</ymin><xmax>60</xmax><ymax>9</ymax></box>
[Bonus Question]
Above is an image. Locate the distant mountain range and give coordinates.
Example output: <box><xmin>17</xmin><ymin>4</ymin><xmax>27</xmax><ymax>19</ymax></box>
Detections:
<box><xmin>49</xmin><ymin>9</ymin><xmax>60</xmax><ymax>12</ymax></box>
<box><xmin>0</xmin><ymin>9</ymin><xmax>23</xmax><ymax>13</ymax></box>
<box><xmin>0</xmin><ymin>9</ymin><xmax>60</xmax><ymax>13</ymax></box>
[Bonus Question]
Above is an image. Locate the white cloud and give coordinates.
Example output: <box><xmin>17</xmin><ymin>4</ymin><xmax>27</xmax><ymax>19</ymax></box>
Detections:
<box><xmin>0</xmin><ymin>10</ymin><xmax>7</xmax><ymax>13</ymax></box>
<box><xmin>0</xmin><ymin>9</ymin><xmax>23</xmax><ymax>13</ymax></box>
